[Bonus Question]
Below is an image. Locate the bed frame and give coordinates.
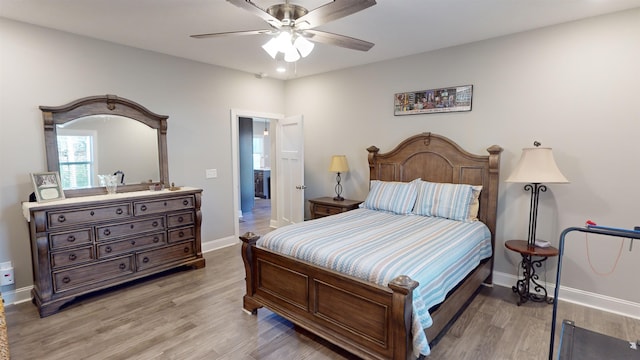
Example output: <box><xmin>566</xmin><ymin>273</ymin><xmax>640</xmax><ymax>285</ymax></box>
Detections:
<box><xmin>240</xmin><ymin>133</ymin><xmax>502</xmax><ymax>359</ymax></box>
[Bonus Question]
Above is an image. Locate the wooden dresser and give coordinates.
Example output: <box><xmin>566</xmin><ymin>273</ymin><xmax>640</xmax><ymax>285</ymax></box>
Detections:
<box><xmin>23</xmin><ymin>188</ymin><xmax>205</xmax><ymax>317</ymax></box>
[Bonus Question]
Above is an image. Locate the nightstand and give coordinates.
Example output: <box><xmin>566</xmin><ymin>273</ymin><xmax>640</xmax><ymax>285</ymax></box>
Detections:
<box><xmin>309</xmin><ymin>197</ymin><xmax>362</xmax><ymax>219</ymax></box>
<box><xmin>505</xmin><ymin>240</ymin><xmax>559</xmax><ymax>306</ymax></box>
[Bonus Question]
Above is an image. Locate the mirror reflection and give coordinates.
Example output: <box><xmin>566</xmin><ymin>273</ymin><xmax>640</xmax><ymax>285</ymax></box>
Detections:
<box><xmin>56</xmin><ymin>115</ymin><xmax>160</xmax><ymax>190</ymax></box>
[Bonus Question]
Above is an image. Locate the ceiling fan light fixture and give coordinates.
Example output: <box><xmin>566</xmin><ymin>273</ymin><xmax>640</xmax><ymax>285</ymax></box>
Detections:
<box><xmin>261</xmin><ymin>37</ymin><xmax>279</xmax><ymax>59</ymax></box>
<box><xmin>283</xmin><ymin>46</ymin><xmax>300</xmax><ymax>62</ymax></box>
<box><xmin>294</xmin><ymin>36</ymin><xmax>314</xmax><ymax>58</ymax></box>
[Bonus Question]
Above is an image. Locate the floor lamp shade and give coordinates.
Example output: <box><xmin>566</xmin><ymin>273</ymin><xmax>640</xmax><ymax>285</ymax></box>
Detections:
<box><xmin>329</xmin><ymin>155</ymin><xmax>349</xmax><ymax>201</ymax></box>
<box><xmin>506</xmin><ymin>144</ymin><xmax>569</xmax><ymax>247</ymax></box>
<box><xmin>506</xmin><ymin>147</ymin><xmax>569</xmax><ymax>184</ymax></box>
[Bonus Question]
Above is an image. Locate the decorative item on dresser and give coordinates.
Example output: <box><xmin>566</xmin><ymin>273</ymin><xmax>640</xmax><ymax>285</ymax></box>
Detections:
<box><xmin>23</xmin><ymin>188</ymin><xmax>205</xmax><ymax>317</ymax></box>
<box><xmin>308</xmin><ymin>196</ymin><xmax>362</xmax><ymax>219</ymax></box>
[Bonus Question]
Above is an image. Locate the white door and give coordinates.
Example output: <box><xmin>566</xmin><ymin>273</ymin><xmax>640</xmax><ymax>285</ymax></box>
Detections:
<box><xmin>277</xmin><ymin>114</ymin><xmax>304</xmax><ymax>226</ymax></box>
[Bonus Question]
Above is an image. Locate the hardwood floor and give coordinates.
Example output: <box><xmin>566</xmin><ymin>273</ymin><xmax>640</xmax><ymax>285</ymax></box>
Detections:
<box><xmin>5</xmin><ymin>205</ymin><xmax>639</xmax><ymax>359</ymax></box>
<box><xmin>240</xmin><ymin>198</ymin><xmax>272</xmax><ymax>236</ymax></box>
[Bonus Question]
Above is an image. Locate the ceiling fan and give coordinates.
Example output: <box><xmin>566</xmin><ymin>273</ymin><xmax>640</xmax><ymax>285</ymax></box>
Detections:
<box><xmin>191</xmin><ymin>0</ymin><xmax>376</xmax><ymax>62</ymax></box>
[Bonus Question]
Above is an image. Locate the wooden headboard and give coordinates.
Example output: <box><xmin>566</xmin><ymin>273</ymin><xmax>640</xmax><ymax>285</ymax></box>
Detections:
<box><xmin>367</xmin><ymin>132</ymin><xmax>503</xmax><ymax>240</ymax></box>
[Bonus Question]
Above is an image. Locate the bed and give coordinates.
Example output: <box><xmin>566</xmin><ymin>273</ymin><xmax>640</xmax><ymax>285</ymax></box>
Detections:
<box><xmin>240</xmin><ymin>133</ymin><xmax>502</xmax><ymax>359</ymax></box>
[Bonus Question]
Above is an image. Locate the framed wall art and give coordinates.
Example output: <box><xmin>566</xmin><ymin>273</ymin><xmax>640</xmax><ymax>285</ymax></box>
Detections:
<box><xmin>31</xmin><ymin>171</ymin><xmax>65</xmax><ymax>202</ymax></box>
<box><xmin>394</xmin><ymin>85</ymin><xmax>473</xmax><ymax>116</ymax></box>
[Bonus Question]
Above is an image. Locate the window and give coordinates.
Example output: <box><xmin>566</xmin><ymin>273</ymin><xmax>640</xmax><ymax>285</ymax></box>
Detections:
<box><xmin>57</xmin><ymin>130</ymin><xmax>96</xmax><ymax>189</ymax></box>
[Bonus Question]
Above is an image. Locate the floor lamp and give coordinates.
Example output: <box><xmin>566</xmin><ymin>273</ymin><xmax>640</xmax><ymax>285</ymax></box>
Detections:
<box><xmin>506</xmin><ymin>142</ymin><xmax>569</xmax><ymax>248</ymax></box>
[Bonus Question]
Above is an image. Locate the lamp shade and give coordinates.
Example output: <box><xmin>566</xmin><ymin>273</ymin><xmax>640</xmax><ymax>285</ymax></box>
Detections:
<box><xmin>329</xmin><ymin>155</ymin><xmax>349</xmax><ymax>173</ymax></box>
<box><xmin>506</xmin><ymin>146</ymin><xmax>569</xmax><ymax>184</ymax></box>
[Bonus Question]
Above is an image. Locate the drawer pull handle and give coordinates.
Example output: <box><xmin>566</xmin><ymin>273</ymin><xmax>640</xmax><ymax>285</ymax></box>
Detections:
<box><xmin>152</xmin><ymin>221</ymin><xmax>159</xmax><ymax>227</ymax></box>
<box><xmin>57</xmin><ymin>215</ymin><xmax>66</xmax><ymax>223</ymax></box>
<box><xmin>119</xmin><ymin>263</ymin><xmax>126</xmax><ymax>270</ymax></box>
<box><xmin>183</xmin><ymin>200</ymin><xmax>189</xmax><ymax>206</ymax></box>
<box><xmin>105</xmin><ymin>246</ymin><xmax>112</xmax><ymax>253</ymax></box>
<box><xmin>90</xmin><ymin>211</ymin><xmax>95</xmax><ymax>216</ymax></box>
<box><xmin>130</xmin><ymin>240</ymin><xmax>136</xmax><ymax>246</ymax></box>
<box><xmin>68</xmin><ymin>254</ymin><xmax>77</xmax><ymax>261</ymax></box>
<box><xmin>153</xmin><ymin>236</ymin><xmax>160</xmax><ymax>243</ymax></box>
<box><xmin>179</xmin><ymin>231</ymin><xmax>185</xmax><ymax>238</ymax></box>
<box><xmin>164</xmin><ymin>202</ymin><xmax>167</xmax><ymax>206</ymax></box>
<box><xmin>130</xmin><ymin>224</ymin><xmax>135</xmax><ymax>229</ymax></box>
<box><xmin>67</xmin><ymin>235</ymin><xmax>76</xmax><ymax>242</ymax></box>
<box><xmin>116</xmin><ymin>208</ymin><xmax>123</xmax><ymax>215</ymax></box>
<box><xmin>103</xmin><ymin>229</ymin><xmax>111</xmax><ymax>236</ymax></box>
<box><xmin>140</xmin><ymin>205</ymin><xmax>147</xmax><ymax>211</ymax></box>
<box><xmin>143</xmin><ymin>257</ymin><xmax>150</xmax><ymax>263</ymax></box>
<box><xmin>62</xmin><ymin>276</ymin><xmax>71</xmax><ymax>284</ymax></box>
<box><xmin>183</xmin><ymin>247</ymin><xmax>190</xmax><ymax>253</ymax></box>
<box><xmin>178</xmin><ymin>217</ymin><xmax>184</xmax><ymax>223</ymax></box>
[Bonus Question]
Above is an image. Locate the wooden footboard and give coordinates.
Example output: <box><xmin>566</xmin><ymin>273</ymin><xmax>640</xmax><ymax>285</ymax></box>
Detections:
<box><xmin>241</xmin><ymin>232</ymin><xmax>418</xmax><ymax>360</ymax></box>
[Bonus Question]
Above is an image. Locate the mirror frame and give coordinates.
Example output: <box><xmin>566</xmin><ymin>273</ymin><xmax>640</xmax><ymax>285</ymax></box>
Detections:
<box><xmin>41</xmin><ymin>94</ymin><xmax>169</xmax><ymax>198</ymax></box>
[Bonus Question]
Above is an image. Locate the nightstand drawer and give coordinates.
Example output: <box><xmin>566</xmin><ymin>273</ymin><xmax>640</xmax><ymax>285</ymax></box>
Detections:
<box><xmin>308</xmin><ymin>197</ymin><xmax>363</xmax><ymax>220</ymax></box>
<box><xmin>313</xmin><ymin>204</ymin><xmax>342</xmax><ymax>217</ymax></box>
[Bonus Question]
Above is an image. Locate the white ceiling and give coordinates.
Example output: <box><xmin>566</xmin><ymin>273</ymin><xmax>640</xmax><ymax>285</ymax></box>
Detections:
<box><xmin>2</xmin><ymin>0</ymin><xmax>640</xmax><ymax>80</ymax></box>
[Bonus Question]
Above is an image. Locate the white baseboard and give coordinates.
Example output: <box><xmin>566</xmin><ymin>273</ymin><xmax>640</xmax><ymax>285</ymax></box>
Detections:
<box><xmin>201</xmin><ymin>235</ymin><xmax>238</xmax><ymax>253</ymax></box>
<box><xmin>1</xmin><ymin>285</ymin><xmax>33</xmax><ymax>305</ymax></box>
<box><xmin>493</xmin><ymin>270</ymin><xmax>640</xmax><ymax>320</ymax></box>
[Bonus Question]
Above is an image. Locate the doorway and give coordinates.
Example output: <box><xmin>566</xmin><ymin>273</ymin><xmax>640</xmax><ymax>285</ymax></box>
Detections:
<box><xmin>238</xmin><ymin>116</ymin><xmax>272</xmax><ymax>235</ymax></box>
<box><xmin>231</xmin><ymin>109</ymin><xmax>304</xmax><ymax>239</ymax></box>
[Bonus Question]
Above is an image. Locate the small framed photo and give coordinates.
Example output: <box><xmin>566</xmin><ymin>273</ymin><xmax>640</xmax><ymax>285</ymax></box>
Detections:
<box><xmin>31</xmin><ymin>171</ymin><xmax>65</xmax><ymax>202</ymax></box>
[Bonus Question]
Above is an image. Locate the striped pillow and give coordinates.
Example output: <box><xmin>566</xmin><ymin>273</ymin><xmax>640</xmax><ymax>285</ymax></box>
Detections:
<box><xmin>413</xmin><ymin>180</ymin><xmax>482</xmax><ymax>222</ymax></box>
<box><xmin>361</xmin><ymin>180</ymin><xmax>418</xmax><ymax>215</ymax></box>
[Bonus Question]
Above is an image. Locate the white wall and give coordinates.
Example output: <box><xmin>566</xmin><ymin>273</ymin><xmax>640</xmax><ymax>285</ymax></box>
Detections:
<box><xmin>0</xmin><ymin>18</ymin><xmax>284</xmax><ymax>294</ymax></box>
<box><xmin>285</xmin><ymin>9</ymin><xmax>640</xmax><ymax>305</ymax></box>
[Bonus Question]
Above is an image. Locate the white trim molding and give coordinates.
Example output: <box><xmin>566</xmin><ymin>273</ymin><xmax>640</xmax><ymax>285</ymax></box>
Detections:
<box><xmin>493</xmin><ymin>270</ymin><xmax>640</xmax><ymax>320</ymax></box>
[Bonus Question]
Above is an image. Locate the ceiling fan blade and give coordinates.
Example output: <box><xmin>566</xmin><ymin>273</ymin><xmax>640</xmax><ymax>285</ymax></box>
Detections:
<box><xmin>226</xmin><ymin>0</ymin><xmax>282</xmax><ymax>28</ymax></box>
<box><xmin>190</xmin><ymin>29</ymin><xmax>273</xmax><ymax>39</ymax></box>
<box><xmin>295</xmin><ymin>0</ymin><xmax>376</xmax><ymax>29</ymax></box>
<box><xmin>303</xmin><ymin>29</ymin><xmax>374</xmax><ymax>52</ymax></box>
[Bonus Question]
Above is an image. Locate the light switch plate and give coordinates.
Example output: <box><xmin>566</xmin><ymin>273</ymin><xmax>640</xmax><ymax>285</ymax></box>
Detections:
<box><xmin>205</xmin><ymin>169</ymin><xmax>217</xmax><ymax>178</ymax></box>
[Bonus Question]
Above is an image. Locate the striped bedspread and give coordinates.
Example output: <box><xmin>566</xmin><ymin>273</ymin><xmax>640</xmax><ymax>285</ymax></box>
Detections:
<box><xmin>258</xmin><ymin>208</ymin><xmax>492</xmax><ymax>357</ymax></box>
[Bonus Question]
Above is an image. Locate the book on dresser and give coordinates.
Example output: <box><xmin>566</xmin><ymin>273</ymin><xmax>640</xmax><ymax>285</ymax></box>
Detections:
<box><xmin>22</xmin><ymin>187</ymin><xmax>205</xmax><ymax>317</ymax></box>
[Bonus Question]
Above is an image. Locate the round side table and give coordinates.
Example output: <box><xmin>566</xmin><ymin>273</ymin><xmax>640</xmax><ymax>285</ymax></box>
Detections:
<box><xmin>505</xmin><ymin>240</ymin><xmax>559</xmax><ymax>306</ymax></box>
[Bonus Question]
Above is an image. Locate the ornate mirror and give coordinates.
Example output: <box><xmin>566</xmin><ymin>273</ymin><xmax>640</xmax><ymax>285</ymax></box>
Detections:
<box><xmin>41</xmin><ymin>95</ymin><xmax>169</xmax><ymax>198</ymax></box>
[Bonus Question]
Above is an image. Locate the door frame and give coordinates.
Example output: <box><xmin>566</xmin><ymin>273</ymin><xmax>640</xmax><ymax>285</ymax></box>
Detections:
<box><xmin>230</xmin><ymin>109</ymin><xmax>283</xmax><ymax>239</ymax></box>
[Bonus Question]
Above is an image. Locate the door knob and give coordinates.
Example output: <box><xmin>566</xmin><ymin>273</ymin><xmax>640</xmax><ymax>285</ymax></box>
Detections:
<box><xmin>295</xmin><ymin>185</ymin><xmax>307</xmax><ymax>190</ymax></box>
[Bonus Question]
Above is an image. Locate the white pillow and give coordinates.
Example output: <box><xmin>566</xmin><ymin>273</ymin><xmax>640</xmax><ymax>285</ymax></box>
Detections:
<box><xmin>360</xmin><ymin>180</ymin><xmax>418</xmax><ymax>215</ymax></box>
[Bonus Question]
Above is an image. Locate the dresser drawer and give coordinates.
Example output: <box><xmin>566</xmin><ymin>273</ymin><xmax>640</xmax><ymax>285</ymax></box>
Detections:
<box><xmin>53</xmin><ymin>255</ymin><xmax>134</xmax><ymax>293</ymax></box>
<box><xmin>49</xmin><ymin>229</ymin><xmax>92</xmax><ymax>250</ymax></box>
<box><xmin>134</xmin><ymin>196</ymin><xmax>194</xmax><ymax>216</ymax></box>
<box><xmin>168</xmin><ymin>226</ymin><xmax>195</xmax><ymax>243</ymax></box>
<box><xmin>96</xmin><ymin>217</ymin><xmax>165</xmax><ymax>241</ymax></box>
<box><xmin>136</xmin><ymin>241</ymin><xmax>195</xmax><ymax>271</ymax></box>
<box><xmin>48</xmin><ymin>203</ymin><xmax>132</xmax><ymax>228</ymax></box>
<box><xmin>167</xmin><ymin>211</ymin><xmax>194</xmax><ymax>227</ymax></box>
<box><xmin>51</xmin><ymin>246</ymin><xmax>94</xmax><ymax>269</ymax></box>
<box><xmin>97</xmin><ymin>232</ymin><xmax>166</xmax><ymax>259</ymax></box>
<box><xmin>313</xmin><ymin>204</ymin><xmax>342</xmax><ymax>217</ymax></box>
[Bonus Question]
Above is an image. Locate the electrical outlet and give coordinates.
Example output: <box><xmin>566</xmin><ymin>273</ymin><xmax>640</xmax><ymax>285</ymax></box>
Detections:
<box><xmin>0</xmin><ymin>261</ymin><xmax>14</xmax><ymax>286</ymax></box>
<box><xmin>205</xmin><ymin>169</ymin><xmax>218</xmax><ymax>179</ymax></box>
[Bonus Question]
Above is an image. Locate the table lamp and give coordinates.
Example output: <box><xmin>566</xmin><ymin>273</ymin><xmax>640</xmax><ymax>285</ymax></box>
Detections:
<box><xmin>506</xmin><ymin>141</ymin><xmax>569</xmax><ymax>247</ymax></box>
<box><xmin>329</xmin><ymin>155</ymin><xmax>349</xmax><ymax>201</ymax></box>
